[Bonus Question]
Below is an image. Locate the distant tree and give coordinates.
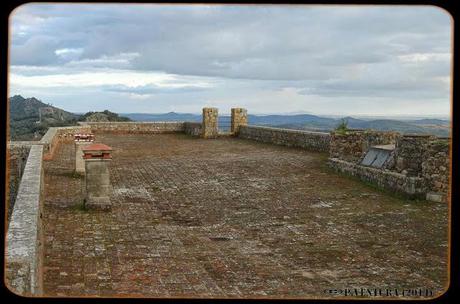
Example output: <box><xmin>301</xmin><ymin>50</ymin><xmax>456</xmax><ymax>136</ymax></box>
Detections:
<box><xmin>335</xmin><ymin>118</ymin><xmax>349</xmax><ymax>134</ymax></box>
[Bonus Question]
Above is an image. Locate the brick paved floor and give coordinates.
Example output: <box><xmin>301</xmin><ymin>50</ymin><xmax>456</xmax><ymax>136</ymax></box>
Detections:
<box><xmin>42</xmin><ymin>133</ymin><xmax>448</xmax><ymax>298</ymax></box>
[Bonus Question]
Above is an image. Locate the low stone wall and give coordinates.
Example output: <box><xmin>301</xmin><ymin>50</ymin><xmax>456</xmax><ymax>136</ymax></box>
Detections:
<box><xmin>6</xmin><ymin>145</ymin><xmax>45</xmax><ymax>296</ymax></box>
<box><xmin>395</xmin><ymin>135</ymin><xmax>435</xmax><ymax>176</ymax></box>
<box><xmin>328</xmin><ymin>158</ymin><xmax>425</xmax><ymax>198</ymax></box>
<box><xmin>238</xmin><ymin>125</ymin><xmax>330</xmax><ymax>152</ymax></box>
<box><xmin>422</xmin><ymin>138</ymin><xmax>450</xmax><ymax>202</ymax></box>
<box><xmin>6</xmin><ymin>143</ymin><xmax>33</xmax><ymax>226</ymax></box>
<box><xmin>40</xmin><ymin>126</ymin><xmax>91</xmax><ymax>160</ymax></box>
<box><xmin>329</xmin><ymin>130</ymin><xmax>399</xmax><ymax>163</ymax></box>
<box><xmin>80</xmin><ymin>121</ymin><xmax>185</xmax><ymax>134</ymax></box>
<box><xmin>328</xmin><ymin>130</ymin><xmax>451</xmax><ymax>202</ymax></box>
<box><xmin>184</xmin><ymin>122</ymin><xmax>202</xmax><ymax>137</ymax></box>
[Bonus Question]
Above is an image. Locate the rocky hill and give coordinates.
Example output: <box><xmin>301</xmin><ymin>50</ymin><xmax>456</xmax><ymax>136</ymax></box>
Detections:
<box><xmin>9</xmin><ymin>95</ymin><xmax>80</xmax><ymax>140</ymax></box>
<box><xmin>79</xmin><ymin>110</ymin><xmax>131</xmax><ymax>122</ymax></box>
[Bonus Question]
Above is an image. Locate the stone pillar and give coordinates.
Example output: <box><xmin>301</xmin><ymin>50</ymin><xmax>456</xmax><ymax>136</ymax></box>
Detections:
<box><xmin>231</xmin><ymin>108</ymin><xmax>248</xmax><ymax>134</ymax></box>
<box><xmin>82</xmin><ymin>143</ymin><xmax>113</xmax><ymax>211</ymax></box>
<box><xmin>395</xmin><ymin>134</ymin><xmax>434</xmax><ymax>176</ymax></box>
<box><xmin>202</xmin><ymin>107</ymin><xmax>218</xmax><ymax>138</ymax></box>
<box><xmin>74</xmin><ymin>133</ymin><xmax>94</xmax><ymax>174</ymax></box>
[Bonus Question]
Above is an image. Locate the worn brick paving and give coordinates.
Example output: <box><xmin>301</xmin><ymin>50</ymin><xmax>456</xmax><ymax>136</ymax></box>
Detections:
<box><xmin>42</xmin><ymin>133</ymin><xmax>448</xmax><ymax>298</ymax></box>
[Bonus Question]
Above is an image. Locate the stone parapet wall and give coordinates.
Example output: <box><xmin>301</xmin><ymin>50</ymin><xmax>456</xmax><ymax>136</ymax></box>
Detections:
<box><xmin>421</xmin><ymin>138</ymin><xmax>450</xmax><ymax>202</ymax></box>
<box><xmin>40</xmin><ymin>126</ymin><xmax>91</xmax><ymax>160</ymax></box>
<box><xmin>329</xmin><ymin>130</ymin><xmax>399</xmax><ymax>163</ymax></box>
<box><xmin>395</xmin><ymin>135</ymin><xmax>435</xmax><ymax>176</ymax></box>
<box><xmin>328</xmin><ymin>158</ymin><xmax>425</xmax><ymax>198</ymax></box>
<box><xmin>6</xmin><ymin>145</ymin><xmax>45</xmax><ymax>296</ymax></box>
<box><xmin>79</xmin><ymin>121</ymin><xmax>185</xmax><ymax>134</ymax></box>
<box><xmin>184</xmin><ymin>122</ymin><xmax>202</xmax><ymax>136</ymax></box>
<box><xmin>238</xmin><ymin>125</ymin><xmax>330</xmax><ymax>152</ymax></box>
<box><xmin>328</xmin><ymin>129</ymin><xmax>451</xmax><ymax>202</ymax></box>
<box><xmin>6</xmin><ymin>144</ymin><xmax>31</xmax><ymax>226</ymax></box>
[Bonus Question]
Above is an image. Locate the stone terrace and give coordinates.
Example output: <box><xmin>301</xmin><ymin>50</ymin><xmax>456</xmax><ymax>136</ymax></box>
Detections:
<box><xmin>42</xmin><ymin>133</ymin><xmax>448</xmax><ymax>298</ymax></box>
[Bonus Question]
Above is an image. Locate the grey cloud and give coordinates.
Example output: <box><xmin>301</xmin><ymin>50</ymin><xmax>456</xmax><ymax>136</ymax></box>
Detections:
<box><xmin>9</xmin><ymin>4</ymin><xmax>452</xmax><ymax>108</ymax></box>
<box><xmin>11</xmin><ymin>5</ymin><xmax>451</xmax><ymax>79</ymax></box>
<box><xmin>104</xmin><ymin>84</ymin><xmax>208</xmax><ymax>95</ymax></box>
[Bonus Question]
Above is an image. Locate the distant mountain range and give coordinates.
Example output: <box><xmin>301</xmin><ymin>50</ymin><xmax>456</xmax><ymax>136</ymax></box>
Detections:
<box><xmin>122</xmin><ymin>112</ymin><xmax>450</xmax><ymax>137</ymax></box>
<box><xmin>8</xmin><ymin>95</ymin><xmax>450</xmax><ymax>140</ymax></box>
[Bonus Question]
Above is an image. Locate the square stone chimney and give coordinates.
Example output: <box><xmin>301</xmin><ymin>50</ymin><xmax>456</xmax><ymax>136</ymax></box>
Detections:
<box><xmin>82</xmin><ymin>143</ymin><xmax>113</xmax><ymax>211</ymax></box>
<box><xmin>74</xmin><ymin>133</ymin><xmax>95</xmax><ymax>174</ymax></box>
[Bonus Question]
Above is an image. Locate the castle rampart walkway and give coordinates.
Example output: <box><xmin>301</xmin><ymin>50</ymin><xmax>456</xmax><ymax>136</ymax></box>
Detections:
<box><xmin>42</xmin><ymin>133</ymin><xmax>448</xmax><ymax>298</ymax></box>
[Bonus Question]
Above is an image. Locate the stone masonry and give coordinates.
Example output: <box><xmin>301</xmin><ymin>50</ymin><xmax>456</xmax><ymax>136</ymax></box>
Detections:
<box><xmin>395</xmin><ymin>134</ymin><xmax>435</xmax><ymax>176</ymax></box>
<box><xmin>422</xmin><ymin>138</ymin><xmax>450</xmax><ymax>202</ymax></box>
<box><xmin>83</xmin><ymin>143</ymin><xmax>113</xmax><ymax>211</ymax></box>
<box><xmin>329</xmin><ymin>130</ymin><xmax>399</xmax><ymax>163</ymax></box>
<box><xmin>40</xmin><ymin>133</ymin><xmax>448</xmax><ymax>298</ymax></box>
<box><xmin>74</xmin><ymin>133</ymin><xmax>95</xmax><ymax>174</ymax></box>
<box><xmin>202</xmin><ymin>108</ymin><xmax>218</xmax><ymax>139</ymax></box>
<box><xmin>231</xmin><ymin>108</ymin><xmax>248</xmax><ymax>134</ymax></box>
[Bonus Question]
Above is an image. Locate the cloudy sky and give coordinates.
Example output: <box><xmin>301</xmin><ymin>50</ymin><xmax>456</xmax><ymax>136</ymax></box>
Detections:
<box><xmin>9</xmin><ymin>4</ymin><xmax>452</xmax><ymax>116</ymax></box>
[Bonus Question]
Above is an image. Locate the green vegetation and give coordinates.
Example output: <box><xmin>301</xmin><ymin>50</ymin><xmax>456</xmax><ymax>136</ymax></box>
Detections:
<box><xmin>79</xmin><ymin>110</ymin><xmax>131</xmax><ymax>122</ymax></box>
<box><xmin>9</xmin><ymin>95</ymin><xmax>79</xmax><ymax>140</ymax></box>
<box><xmin>74</xmin><ymin>199</ymin><xmax>89</xmax><ymax>212</ymax></box>
<box><xmin>9</xmin><ymin>95</ymin><xmax>132</xmax><ymax>140</ymax></box>
<box><xmin>334</xmin><ymin>118</ymin><xmax>349</xmax><ymax>134</ymax></box>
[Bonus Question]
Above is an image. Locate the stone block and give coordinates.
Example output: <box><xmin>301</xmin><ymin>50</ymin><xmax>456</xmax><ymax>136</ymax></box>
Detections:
<box><xmin>202</xmin><ymin>108</ymin><xmax>219</xmax><ymax>139</ymax></box>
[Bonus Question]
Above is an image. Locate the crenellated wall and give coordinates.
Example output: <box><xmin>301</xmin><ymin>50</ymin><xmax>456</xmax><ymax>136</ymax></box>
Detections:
<box><xmin>238</xmin><ymin>125</ymin><xmax>330</xmax><ymax>152</ymax></box>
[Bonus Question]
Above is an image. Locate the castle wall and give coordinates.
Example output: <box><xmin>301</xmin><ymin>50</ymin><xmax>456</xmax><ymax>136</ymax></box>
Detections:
<box><xmin>40</xmin><ymin>126</ymin><xmax>91</xmax><ymax>160</ymax></box>
<box><xmin>7</xmin><ymin>142</ymin><xmax>36</xmax><ymax>225</ymax></box>
<box><xmin>6</xmin><ymin>145</ymin><xmax>44</xmax><ymax>296</ymax></box>
<box><xmin>422</xmin><ymin>138</ymin><xmax>450</xmax><ymax>202</ymax></box>
<box><xmin>231</xmin><ymin>108</ymin><xmax>248</xmax><ymax>134</ymax></box>
<box><xmin>238</xmin><ymin>125</ymin><xmax>330</xmax><ymax>152</ymax></box>
<box><xmin>328</xmin><ymin>157</ymin><xmax>425</xmax><ymax>198</ymax></box>
<box><xmin>184</xmin><ymin>122</ymin><xmax>202</xmax><ymax>136</ymax></box>
<box><xmin>327</xmin><ymin>130</ymin><xmax>450</xmax><ymax>202</ymax></box>
<box><xmin>202</xmin><ymin>108</ymin><xmax>219</xmax><ymax>138</ymax></box>
<box><xmin>80</xmin><ymin>121</ymin><xmax>185</xmax><ymax>134</ymax></box>
<box><xmin>329</xmin><ymin>130</ymin><xmax>399</xmax><ymax>163</ymax></box>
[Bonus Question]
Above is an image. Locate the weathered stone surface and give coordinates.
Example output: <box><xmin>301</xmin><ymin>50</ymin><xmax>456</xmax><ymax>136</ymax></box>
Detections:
<box><xmin>6</xmin><ymin>145</ymin><xmax>44</xmax><ymax>296</ymax></box>
<box><xmin>83</xmin><ymin>145</ymin><xmax>113</xmax><ymax>211</ymax></box>
<box><xmin>41</xmin><ymin>133</ymin><xmax>448</xmax><ymax>298</ymax></box>
<box><xmin>328</xmin><ymin>130</ymin><xmax>450</xmax><ymax>203</ymax></box>
<box><xmin>202</xmin><ymin>108</ymin><xmax>219</xmax><ymax>138</ymax></box>
<box><xmin>329</xmin><ymin>130</ymin><xmax>399</xmax><ymax>164</ymax></box>
<box><xmin>41</xmin><ymin>126</ymin><xmax>92</xmax><ymax>160</ymax></box>
<box><xmin>184</xmin><ymin>122</ymin><xmax>202</xmax><ymax>137</ymax></box>
<box><xmin>75</xmin><ymin>142</ymin><xmax>91</xmax><ymax>174</ymax></box>
<box><xmin>395</xmin><ymin>135</ymin><xmax>434</xmax><ymax>176</ymax></box>
<box><xmin>421</xmin><ymin>138</ymin><xmax>450</xmax><ymax>202</ymax></box>
<box><xmin>328</xmin><ymin>158</ymin><xmax>425</xmax><ymax>198</ymax></box>
<box><xmin>7</xmin><ymin>144</ymin><xmax>31</xmax><ymax>225</ymax></box>
<box><xmin>238</xmin><ymin>125</ymin><xmax>330</xmax><ymax>152</ymax></box>
<box><xmin>231</xmin><ymin>108</ymin><xmax>248</xmax><ymax>134</ymax></box>
<box><xmin>80</xmin><ymin>121</ymin><xmax>185</xmax><ymax>134</ymax></box>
